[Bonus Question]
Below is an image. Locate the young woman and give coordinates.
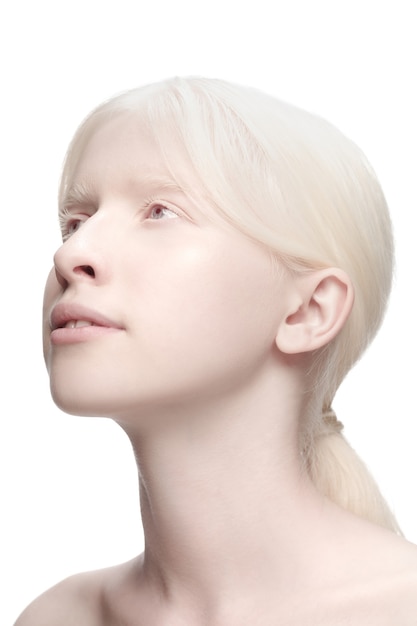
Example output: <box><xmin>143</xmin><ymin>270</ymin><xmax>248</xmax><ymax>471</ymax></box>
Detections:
<box><xmin>16</xmin><ymin>77</ymin><xmax>417</xmax><ymax>625</ymax></box>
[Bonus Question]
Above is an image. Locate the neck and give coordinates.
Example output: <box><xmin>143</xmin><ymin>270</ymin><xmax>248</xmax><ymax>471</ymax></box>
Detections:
<box><xmin>119</xmin><ymin>368</ymin><xmax>330</xmax><ymax>618</ymax></box>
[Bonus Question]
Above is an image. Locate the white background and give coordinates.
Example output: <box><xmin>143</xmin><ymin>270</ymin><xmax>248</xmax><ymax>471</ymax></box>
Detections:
<box><xmin>1</xmin><ymin>1</ymin><xmax>416</xmax><ymax>623</ymax></box>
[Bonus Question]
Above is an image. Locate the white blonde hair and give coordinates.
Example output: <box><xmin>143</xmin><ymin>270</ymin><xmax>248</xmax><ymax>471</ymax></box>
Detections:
<box><xmin>59</xmin><ymin>77</ymin><xmax>400</xmax><ymax>533</ymax></box>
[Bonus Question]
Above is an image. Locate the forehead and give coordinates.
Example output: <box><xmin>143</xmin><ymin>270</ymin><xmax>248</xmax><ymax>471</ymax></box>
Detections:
<box><xmin>65</xmin><ymin>114</ymin><xmax>197</xmax><ymax>201</ymax></box>
<box><xmin>74</xmin><ymin>115</ymin><xmax>171</xmax><ymax>180</ymax></box>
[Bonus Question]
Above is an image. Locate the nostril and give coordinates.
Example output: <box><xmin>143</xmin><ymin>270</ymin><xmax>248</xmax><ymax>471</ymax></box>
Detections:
<box><xmin>74</xmin><ymin>265</ymin><xmax>95</xmax><ymax>278</ymax></box>
<box><xmin>83</xmin><ymin>265</ymin><xmax>95</xmax><ymax>277</ymax></box>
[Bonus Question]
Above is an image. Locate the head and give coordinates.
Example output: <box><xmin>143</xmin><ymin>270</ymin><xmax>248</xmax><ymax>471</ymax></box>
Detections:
<box><xmin>57</xmin><ymin>77</ymin><xmax>393</xmax><ymax>419</ymax></box>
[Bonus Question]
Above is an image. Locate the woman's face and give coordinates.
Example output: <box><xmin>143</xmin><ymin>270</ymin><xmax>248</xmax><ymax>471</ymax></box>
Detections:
<box><xmin>43</xmin><ymin>114</ymin><xmax>294</xmax><ymax>421</ymax></box>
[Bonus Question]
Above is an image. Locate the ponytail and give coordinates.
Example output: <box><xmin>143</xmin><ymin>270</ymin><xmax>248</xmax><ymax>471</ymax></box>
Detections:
<box><xmin>305</xmin><ymin>408</ymin><xmax>402</xmax><ymax>534</ymax></box>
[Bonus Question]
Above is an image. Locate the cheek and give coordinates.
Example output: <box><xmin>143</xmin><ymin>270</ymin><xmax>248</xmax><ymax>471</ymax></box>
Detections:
<box><xmin>127</xmin><ymin>242</ymin><xmax>283</xmax><ymax>373</ymax></box>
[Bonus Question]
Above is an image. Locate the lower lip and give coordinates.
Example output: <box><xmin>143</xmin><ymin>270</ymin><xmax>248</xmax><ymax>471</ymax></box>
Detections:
<box><xmin>50</xmin><ymin>325</ymin><xmax>122</xmax><ymax>345</ymax></box>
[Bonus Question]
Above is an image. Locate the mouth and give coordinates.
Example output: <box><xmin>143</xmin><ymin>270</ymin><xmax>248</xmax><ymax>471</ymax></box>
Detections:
<box><xmin>51</xmin><ymin>302</ymin><xmax>122</xmax><ymax>331</ymax></box>
<box><xmin>62</xmin><ymin>320</ymin><xmax>98</xmax><ymax>329</ymax></box>
<box><xmin>49</xmin><ymin>302</ymin><xmax>123</xmax><ymax>344</ymax></box>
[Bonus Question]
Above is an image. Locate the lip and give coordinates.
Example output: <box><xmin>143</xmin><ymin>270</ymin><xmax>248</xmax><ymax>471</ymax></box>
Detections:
<box><xmin>49</xmin><ymin>302</ymin><xmax>124</xmax><ymax>345</ymax></box>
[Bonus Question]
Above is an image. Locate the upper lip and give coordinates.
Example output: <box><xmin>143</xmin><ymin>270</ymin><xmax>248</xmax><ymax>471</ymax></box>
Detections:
<box><xmin>50</xmin><ymin>302</ymin><xmax>123</xmax><ymax>331</ymax></box>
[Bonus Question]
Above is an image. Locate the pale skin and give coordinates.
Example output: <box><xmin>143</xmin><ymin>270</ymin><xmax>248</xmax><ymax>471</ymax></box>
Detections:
<box><xmin>16</xmin><ymin>115</ymin><xmax>417</xmax><ymax>625</ymax></box>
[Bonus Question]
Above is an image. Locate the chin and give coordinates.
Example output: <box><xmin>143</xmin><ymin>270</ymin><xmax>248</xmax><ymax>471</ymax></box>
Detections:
<box><xmin>50</xmin><ymin>386</ymin><xmax>107</xmax><ymax>417</ymax></box>
<box><xmin>48</xmin><ymin>372</ymin><xmax>123</xmax><ymax>418</ymax></box>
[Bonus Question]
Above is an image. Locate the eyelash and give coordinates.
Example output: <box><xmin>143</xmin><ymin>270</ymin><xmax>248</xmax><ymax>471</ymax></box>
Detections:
<box><xmin>143</xmin><ymin>198</ymin><xmax>181</xmax><ymax>221</ymax></box>
<box><xmin>59</xmin><ymin>207</ymin><xmax>89</xmax><ymax>241</ymax></box>
<box><xmin>58</xmin><ymin>198</ymin><xmax>181</xmax><ymax>241</ymax></box>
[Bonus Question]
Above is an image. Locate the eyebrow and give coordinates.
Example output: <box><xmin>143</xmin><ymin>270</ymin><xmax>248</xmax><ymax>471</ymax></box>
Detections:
<box><xmin>136</xmin><ymin>174</ymin><xmax>190</xmax><ymax>194</ymax></box>
<box><xmin>62</xmin><ymin>175</ymin><xmax>189</xmax><ymax>208</ymax></box>
<box><xmin>61</xmin><ymin>181</ymin><xmax>97</xmax><ymax>208</ymax></box>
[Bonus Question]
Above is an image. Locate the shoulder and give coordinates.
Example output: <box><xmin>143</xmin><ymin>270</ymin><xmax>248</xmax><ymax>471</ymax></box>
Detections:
<box><xmin>14</xmin><ymin>570</ymin><xmax>104</xmax><ymax>626</ymax></box>
<box><xmin>356</xmin><ymin>564</ymin><xmax>417</xmax><ymax>626</ymax></box>
<box><xmin>312</xmin><ymin>510</ymin><xmax>417</xmax><ymax>624</ymax></box>
<box><xmin>13</xmin><ymin>558</ymin><xmax>143</xmax><ymax>626</ymax></box>
<box><xmin>338</xmin><ymin>534</ymin><xmax>417</xmax><ymax>625</ymax></box>
<box><xmin>382</xmin><ymin>544</ymin><xmax>417</xmax><ymax>621</ymax></box>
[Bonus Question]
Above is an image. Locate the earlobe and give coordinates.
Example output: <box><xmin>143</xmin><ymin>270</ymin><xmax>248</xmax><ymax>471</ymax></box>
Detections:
<box><xmin>275</xmin><ymin>269</ymin><xmax>354</xmax><ymax>354</ymax></box>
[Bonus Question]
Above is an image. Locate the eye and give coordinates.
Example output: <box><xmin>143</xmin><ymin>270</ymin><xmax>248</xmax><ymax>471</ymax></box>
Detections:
<box><xmin>147</xmin><ymin>204</ymin><xmax>179</xmax><ymax>220</ymax></box>
<box><xmin>59</xmin><ymin>209</ymin><xmax>90</xmax><ymax>241</ymax></box>
<box><xmin>67</xmin><ymin>219</ymin><xmax>83</xmax><ymax>236</ymax></box>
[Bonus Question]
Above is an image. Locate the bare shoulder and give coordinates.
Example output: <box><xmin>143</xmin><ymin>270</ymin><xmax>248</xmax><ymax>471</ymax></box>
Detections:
<box><xmin>384</xmin><ymin>539</ymin><xmax>417</xmax><ymax>616</ymax></box>
<box><xmin>13</xmin><ymin>558</ymin><xmax>143</xmax><ymax>626</ymax></box>
<box><xmin>357</xmin><ymin>557</ymin><xmax>417</xmax><ymax>626</ymax></box>
<box><xmin>336</xmin><ymin>532</ymin><xmax>417</xmax><ymax>625</ymax></box>
<box><xmin>14</xmin><ymin>570</ymin><xmax>105</xmax><ymax>626</ymax></box>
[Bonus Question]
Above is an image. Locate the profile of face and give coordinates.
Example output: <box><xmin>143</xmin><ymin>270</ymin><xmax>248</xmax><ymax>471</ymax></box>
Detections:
<box><xmin>43</xmin><ymin>114</ymin><xmax>298</xmax><ymax>423</ymax></box>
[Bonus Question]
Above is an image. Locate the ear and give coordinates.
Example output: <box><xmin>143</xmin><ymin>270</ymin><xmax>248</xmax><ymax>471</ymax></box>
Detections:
<box><xmin>275</xmin><ymin>268</ymin><xmax>354</xmax><ymax>354</ymax></box>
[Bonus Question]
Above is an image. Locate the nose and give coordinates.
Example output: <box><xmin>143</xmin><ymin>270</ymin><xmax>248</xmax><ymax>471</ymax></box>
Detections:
<box><xmin>53</xmin><ymin>220</ymin><xmax>108</xmax><ymax>289</ymax></box>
